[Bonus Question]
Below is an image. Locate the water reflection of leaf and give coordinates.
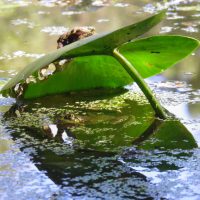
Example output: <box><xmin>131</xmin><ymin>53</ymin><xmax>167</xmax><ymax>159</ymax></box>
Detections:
<box><xmin>135</xmin><ymin>119</ymin><xmax>197</xmax><ymax>150</ymax></box>
<box><xmin>4</xmin><ymin>91</ymin><xmax>197</xmax><ymax>152</ymax></box>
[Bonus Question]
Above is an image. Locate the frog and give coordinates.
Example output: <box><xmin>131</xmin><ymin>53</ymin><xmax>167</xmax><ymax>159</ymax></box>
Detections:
<box><xmin>37</xmin><ymin>26</ymin><xmax>96</xmax><ymax>80</ymax></box>
<box><xmin>7</xmin><ymin>26</ymin><xmax>96</xmax><ymax>99</ymax></box>
<box><xmin>57</xmin><ymin>26</ymin><xmax>96</xmax><ymax>48</ymax></box>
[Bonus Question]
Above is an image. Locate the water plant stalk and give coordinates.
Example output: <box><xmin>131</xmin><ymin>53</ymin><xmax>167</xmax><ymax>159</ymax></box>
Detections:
<box><xmin>113</xmin><ymin>48</ymin><xmax>167</xmax><ymax>120</ymax></box>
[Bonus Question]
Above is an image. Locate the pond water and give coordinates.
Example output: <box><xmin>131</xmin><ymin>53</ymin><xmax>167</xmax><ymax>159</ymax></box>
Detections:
<box><xmin>0</xmin><ymin>0</ymin><xmax>200</xmax><ymax>199</ymax></box>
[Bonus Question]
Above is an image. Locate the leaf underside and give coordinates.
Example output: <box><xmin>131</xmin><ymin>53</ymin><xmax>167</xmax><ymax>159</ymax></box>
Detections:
<box><xmin>23</xmin><ymin>35</ymin><xmax>199</xmax><ymax>99</ymax></box>
<box><xmin>23</xmin><ymin>56</ymin><xmax>133</xmax><ymax>99</ymax></box>
<box><xmin>117</xmin><ymin>35</ymin><xmax>200</xmax><ymax>78</ymax></box>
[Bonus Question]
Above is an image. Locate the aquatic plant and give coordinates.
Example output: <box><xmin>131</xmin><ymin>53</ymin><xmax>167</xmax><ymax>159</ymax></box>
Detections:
<box><xmin>1</xmin><ymin>10</ymin><xmax>199</xmax><ymax>120</ymax></box>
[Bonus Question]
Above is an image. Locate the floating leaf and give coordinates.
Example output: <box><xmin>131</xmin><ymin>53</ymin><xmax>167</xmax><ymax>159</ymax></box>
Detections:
<box><xmin>1</xmin><ymin>11</ymin><xmax>166</xmax><ymax>92</ymax></box>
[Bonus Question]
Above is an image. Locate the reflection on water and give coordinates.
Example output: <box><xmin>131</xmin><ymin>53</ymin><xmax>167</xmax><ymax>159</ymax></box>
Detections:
<box><xmin>0</xmin><ymin>0</ymin><xmax>200</xmax><ymax>199</ymax></box>
<box><xmin>4</xmin><ymin>91</ymin><xmax>155</xmax><ymax>152</ymax></box>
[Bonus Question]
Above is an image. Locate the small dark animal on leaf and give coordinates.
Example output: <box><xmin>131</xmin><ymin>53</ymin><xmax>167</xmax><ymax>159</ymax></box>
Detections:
<box><xmin>57</xmin><ymin>26</ymin><xmax>95</xmax><ymax>48</ymax></box>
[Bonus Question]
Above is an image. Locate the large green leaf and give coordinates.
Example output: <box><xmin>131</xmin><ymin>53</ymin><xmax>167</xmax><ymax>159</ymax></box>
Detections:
<box><xmin>23</xmin><ymin>56</ymin><xmax>132</xmax><ymax>99</ymax></box>
<box><xmin>118</xmin><ymin>35</ymin><xmax>200</xmax><ymax>78</ymax></box>
<box><xmin>23</xmin><ymin>35</ymin><xmax>199</xmax><ymax>99</ymax></box>
<box><xmin>1</xmin><ymin>11</ymin><xmax>166</xmax><ymax>92</ymax></box>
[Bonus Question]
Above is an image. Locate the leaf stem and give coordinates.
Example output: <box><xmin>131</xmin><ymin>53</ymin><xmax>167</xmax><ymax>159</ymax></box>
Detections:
<box><xmin>113</xmin><ymin>48</ymin><xmax>167</xmax><ymax>120</ymax></box>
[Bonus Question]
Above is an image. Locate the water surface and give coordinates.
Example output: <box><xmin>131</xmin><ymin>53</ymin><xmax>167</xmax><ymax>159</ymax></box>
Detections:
<box><xmin>0</xmin><ymin>0</ymin><xmax>200</xmax><ymax>199</ymax></box>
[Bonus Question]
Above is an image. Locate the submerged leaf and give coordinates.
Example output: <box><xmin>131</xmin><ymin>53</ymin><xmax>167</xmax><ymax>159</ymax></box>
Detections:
<box><xmin>1</xmin><ymin>11</ymin><xmax>166</xmax><ymax>93</ymax></box>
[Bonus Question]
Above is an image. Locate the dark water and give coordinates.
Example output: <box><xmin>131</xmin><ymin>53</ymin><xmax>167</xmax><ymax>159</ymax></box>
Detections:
<box><xmin>0</xmin><ymin>0</ymin><xmax>200</xmax><ymax>199</ymax></box>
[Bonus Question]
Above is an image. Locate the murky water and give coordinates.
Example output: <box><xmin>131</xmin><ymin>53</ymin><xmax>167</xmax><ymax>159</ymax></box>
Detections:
<box><xmin>0</xmin><ymin>0</ymin><xmax>200</xmax><ymax>199</ymax></box>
